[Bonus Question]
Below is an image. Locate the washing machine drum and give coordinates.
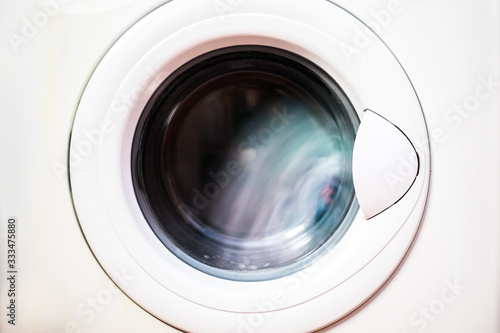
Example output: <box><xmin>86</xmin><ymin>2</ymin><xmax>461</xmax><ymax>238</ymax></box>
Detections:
<box><xmin>70</xmin><ymin>1</ymin><xmax>429</xmax><ymax>332</ymax></box>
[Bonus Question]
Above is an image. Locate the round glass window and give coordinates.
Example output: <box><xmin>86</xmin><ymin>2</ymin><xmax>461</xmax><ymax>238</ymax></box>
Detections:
<box><xmin>132</xmin><ymin>46</ymin><xmax>359</xmax><ymax>281</ymax></box>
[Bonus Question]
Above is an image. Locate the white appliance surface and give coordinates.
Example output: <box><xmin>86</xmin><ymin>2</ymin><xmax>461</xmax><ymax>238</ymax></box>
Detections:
<box><xmin>0</xmin><ymin>0</ymin><xmax>498</xmax><ymax>332</ymax></box>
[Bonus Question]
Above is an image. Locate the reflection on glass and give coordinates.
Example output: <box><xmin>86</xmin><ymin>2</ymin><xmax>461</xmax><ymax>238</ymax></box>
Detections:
<box><xmin>192</xmin><ymin>108</ymin><xmax>346</xmax><ymax>248</ymax></box>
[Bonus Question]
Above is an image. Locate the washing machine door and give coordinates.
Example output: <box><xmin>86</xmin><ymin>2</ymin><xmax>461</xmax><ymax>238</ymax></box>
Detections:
<box><xmin>69</xmin><ymin>0</ymin><xmax>430</xmax><ymax>332</ymax></box>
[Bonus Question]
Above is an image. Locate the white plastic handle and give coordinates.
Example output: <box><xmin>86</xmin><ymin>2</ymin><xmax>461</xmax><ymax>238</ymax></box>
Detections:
<box><xmin>352</xmin><ymin>110</ymin><xmax>419</xmax><ymax>219</ymax></box>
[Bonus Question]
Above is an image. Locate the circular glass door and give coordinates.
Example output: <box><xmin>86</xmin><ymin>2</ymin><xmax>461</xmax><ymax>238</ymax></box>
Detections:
<box><xmin>132</xmin><ymin>46</ymin><xmax>359</xmax><ymax>281</ymax></box>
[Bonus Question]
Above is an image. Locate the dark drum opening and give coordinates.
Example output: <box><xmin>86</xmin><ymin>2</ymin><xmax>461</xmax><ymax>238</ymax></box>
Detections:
<box><xmin>132</xmin><ymin>45</ymin><xmax>359</xmax><ymax>281</ymax></box>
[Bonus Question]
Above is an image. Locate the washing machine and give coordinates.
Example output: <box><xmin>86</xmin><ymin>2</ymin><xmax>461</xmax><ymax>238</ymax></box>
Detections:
<box><xmin>0</xmin><ymin>0</ymin><xmax>498</xmax><ymax>332</ymax></box>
